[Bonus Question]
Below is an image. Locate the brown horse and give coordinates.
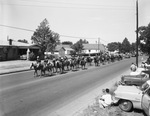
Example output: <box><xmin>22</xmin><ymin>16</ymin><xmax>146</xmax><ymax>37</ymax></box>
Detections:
<box><xmin>30</xmin><ymin>61</ymin><xmax>52</xmax><ymax>77</ymax></box>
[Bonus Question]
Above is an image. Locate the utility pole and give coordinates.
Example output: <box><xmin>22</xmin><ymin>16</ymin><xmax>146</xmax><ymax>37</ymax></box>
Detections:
<box><xmin>98</xmin><ymin>38</ymin><xmax>100</xmax><ymax>55</ymax></box>
<box><xmin>136</xmin><ymin>0</ymin><xmax>139</xmax><ymax>67</ymax></box>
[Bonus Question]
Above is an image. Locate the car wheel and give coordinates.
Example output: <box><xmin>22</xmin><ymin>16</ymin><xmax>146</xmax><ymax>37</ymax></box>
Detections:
<box><xmin>119</xmin><ymin>100</ymin><xmax>133</xmax><ymax>112</ymax></box>
<box><xmin>148</xmin><ymin>105</ymin><xmax>150</xmax><ymax>116</ymax></box>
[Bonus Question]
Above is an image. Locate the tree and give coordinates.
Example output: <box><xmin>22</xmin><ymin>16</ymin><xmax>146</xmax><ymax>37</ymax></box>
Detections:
<box><xmin>107</xmin><ymin>42</ymin><xmax>120</xmax><ymax>52</ymax></box>
<box><xmin>130</xmin><ymin>42</ymin><xmax>136</xmax><ymax>53</ymax></box>
<box><xmin>121</xmin><ymin>38</ymin><xmax>131</xmax><ymax>53</ymax></box>
<box><xmin>18</xmin><ymin>39</ymin><xmax>28</xmax><ymax>43</ymax></box>
<box><xmin>82</xmin><ymin>39</ymin><xmax>89</xmax><ymax>44</ymax></box>
<box><xmin>118</xmin><ymin>42</ymin><xmax>122</xmax><ymax>53</ymax></box>
<box><xmin>62</xmin><ymin>41</ymin><xmax>73</xmax><ymax>45</ymax></box>
<box><xmin>138</xmin><ymin>23</ymin><xmax>150</xmax><ymax>55</ymax></box>
<box><xmin>31</xmin><ymin>18</ymin><xmax>60</xmax><ymax>56</ymax></box>
<box><xmin>71</xmin><ymin>39</ymin><xmax>84</xmax><ymax>54</ymax></box>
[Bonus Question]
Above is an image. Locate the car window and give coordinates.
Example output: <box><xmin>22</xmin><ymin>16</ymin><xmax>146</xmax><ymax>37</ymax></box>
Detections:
<box><xmin>146</xmin><ymin>89</ymin><xmax>150</xmax><ymax>96</ymax></box>
<box><xmin>141</xmin><ymin>82</ymin><xmax>149</xmax><ymax>91</ymax></box>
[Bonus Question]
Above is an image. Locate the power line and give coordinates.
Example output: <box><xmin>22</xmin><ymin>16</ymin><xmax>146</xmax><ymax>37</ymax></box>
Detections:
<box><xmin>21</xmin><ymin>0</ymin><xmax>134</xmax><ymax>9</ymax></box>
<box><xmin>0</xmin><ymin>24</ymin><xmax>109</xmax><ymax>44</ymax></box>
<box><xmin>2</xmin><ymin>3</ymin><xmax>134</xmax><ymax>10</ymax></box>
<box><xmin>60</xmin><ymin>35</ymin><xmax>97</xmax><ymax>40</ymax></box>
<box><xmin>0</xmin><ymin>24</ymin><xmax>34</xmax><ymax>32</ymax></box>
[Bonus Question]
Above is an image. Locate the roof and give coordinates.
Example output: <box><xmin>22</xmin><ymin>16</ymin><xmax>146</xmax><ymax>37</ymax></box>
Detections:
<box><xmin>0</xmin><ymin>40</ymin><xmax>32</xmax><ymax>46</ymax></box>
<box><xmin>55</xmin><ymin>44</ymin><xmax>74</xmax><ymax>51</ymax></box>
<box><xmin>0</xmin><ymin>40</ymin><xmax>40</xmax><ymax>49</ymax></box>
<box><xmin>83</xmin><ymin>44</ymin><xmax>106</xmax><ymax>51</ymax></box>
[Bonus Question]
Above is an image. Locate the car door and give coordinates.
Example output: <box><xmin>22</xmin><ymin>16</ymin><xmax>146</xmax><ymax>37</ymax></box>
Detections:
<box><xmin>130</xmin><ymin>76</ymin><xmax>141</xmax><ymax>85</ymax></box>
<box><xmin>141</xmin><ymin>88</ymin><xmax>150</xmax><ymax>116</ymax></box>
<box><xmin>142</xmin><ymin>75</ymin><xmax>149</xmax><ymax>85</ymax></box>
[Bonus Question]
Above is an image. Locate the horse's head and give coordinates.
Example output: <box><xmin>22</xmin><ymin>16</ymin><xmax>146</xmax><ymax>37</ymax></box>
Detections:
<box><xmin>30</xmin><ymin>63</ymin><xmax>36</xmax><ymax>69</ymax></box>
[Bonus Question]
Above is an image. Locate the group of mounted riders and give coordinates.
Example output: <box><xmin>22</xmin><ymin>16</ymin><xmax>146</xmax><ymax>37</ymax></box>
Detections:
<box><xmin>30</xmin><ymin>52</ymin><xmax>123</xmax><ymax>77</ymax></box>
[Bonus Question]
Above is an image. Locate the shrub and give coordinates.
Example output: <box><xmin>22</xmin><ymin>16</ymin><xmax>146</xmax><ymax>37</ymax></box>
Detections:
<box><xmin>29</xmin><ymin>52</ymin><xmax>36</xmax><ymax>61</ymax></box>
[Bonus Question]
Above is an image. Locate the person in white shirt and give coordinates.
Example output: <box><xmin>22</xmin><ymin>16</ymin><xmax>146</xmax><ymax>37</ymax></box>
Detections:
<box><xmin>99</xmin><ymin>88</ymin><xmax>113</xmax><ymax>108</ymax></box>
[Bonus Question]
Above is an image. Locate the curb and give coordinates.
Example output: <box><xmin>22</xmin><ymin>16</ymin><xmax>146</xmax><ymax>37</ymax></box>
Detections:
<box><xmin>0</xmin><ymin>68</ymin><xmax>32</xmax><ymax>75</ymax></box>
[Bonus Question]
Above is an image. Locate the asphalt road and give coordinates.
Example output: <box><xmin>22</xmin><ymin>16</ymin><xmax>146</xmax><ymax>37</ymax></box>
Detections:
<box><xmin>0</xmin><ymin>57</ymin><xmax>143</xmax><ymax>116</ymax></box>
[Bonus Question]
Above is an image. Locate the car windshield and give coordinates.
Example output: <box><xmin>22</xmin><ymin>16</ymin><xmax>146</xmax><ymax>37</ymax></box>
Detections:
<box><xmin>140</xmin><ymin>82</ymin><xmax>149</xmax><ymax>91</ymax></box>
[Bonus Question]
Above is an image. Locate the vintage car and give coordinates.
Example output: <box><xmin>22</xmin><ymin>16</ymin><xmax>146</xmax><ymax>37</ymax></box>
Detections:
<box><xmin>114</xmin><ymin>80</ymin><xmax>150</xmax><ymax>116</ymax></box>
<box><xmin>120</xmin><ymin>73</ymin><xmax>149</xmax><ymax>86</ymax></box>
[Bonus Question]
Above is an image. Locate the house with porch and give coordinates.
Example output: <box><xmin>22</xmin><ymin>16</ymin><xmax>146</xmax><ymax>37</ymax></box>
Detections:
<box><xmin>0</xmin><ymin>39</ymin><xmax>40</xmax><ymax>61</ymax></box>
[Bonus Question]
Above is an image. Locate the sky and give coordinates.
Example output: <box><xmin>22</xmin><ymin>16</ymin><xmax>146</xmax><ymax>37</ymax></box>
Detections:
<box><xmin>0</xmin><ymin>0</ymin><xmax>150</xmax><ymax>45</ymax></box>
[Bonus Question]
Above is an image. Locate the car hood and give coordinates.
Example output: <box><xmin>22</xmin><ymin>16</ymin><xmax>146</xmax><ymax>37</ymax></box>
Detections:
<box><xmin>114</xmin><ymin>85</ymin><xmax>143</xmax><ymax>101</ymax></box>
<box><xmin>115</xmin><ymin>85</ymin><xmax>142</xmax><ymax>94</ymax></box>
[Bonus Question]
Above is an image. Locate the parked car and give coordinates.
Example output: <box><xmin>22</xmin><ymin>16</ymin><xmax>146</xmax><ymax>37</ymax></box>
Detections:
<box><xmin>124</xmin><ymin>53</ymin><xmax>131</xmax><ymax>58</ymax></box>
<box><xmin>114</xmin><ymin>80</ymin><xmax>150</xmax><ymax>116</ymax></box>
<box><xmin>120</xmin><ymin>73</ymin><xmax>149</xmax><ymax>86</ymax></box>
<box><xmin>20</xmin><ymin>54</ymin><xmax>27</xmax><ymax>60</ymax></box>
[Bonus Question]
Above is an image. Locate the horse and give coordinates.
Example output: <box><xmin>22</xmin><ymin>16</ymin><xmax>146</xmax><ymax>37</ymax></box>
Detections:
<box><xmin>63</xmin><ymin>58</ymin><xmax>71</xmax><ymax>71</ymax></box>
<box><xmin>99</xmin><ymin>54</ymin><xmax>105</xmax><ymax>65</ymax></box>
<box><xmin>70</xmin><ymin>58</ymin><xmax>76</xmax><ymax>71</ymax></box>
<box><xmin>55</xmin><ymin>59</ymin><xmax>64</xmax><ymax>73</ymax></box>
<box><xmin>94</xmin><ymin>56</ymin><xmax>99</xmax><ymax>66</ymax></box>
<box><xmin>80</xmin><ymin>58</ymin><xmax>86</xmax><ymax>69</ymax></box>
<box><xmin>110</xmin><ymin>54</ymin><xmax>115</xmax><ymax>62</ymax></box>
<box><xmin>46</xmin><ymin>60</ymin><xmax>55</xmax><ymax>75</ymax></box>
<box><xmin>86</xmin><ymin>56</ymin><xmax>93</xmax><ymax>66</ymax></box>
<box><xmin>30</xmin><ymin>62</ymin><xmax>44</xmax><ymax>77</ymax></box>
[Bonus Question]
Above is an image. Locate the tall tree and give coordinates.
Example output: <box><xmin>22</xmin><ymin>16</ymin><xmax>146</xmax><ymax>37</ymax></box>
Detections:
<box><xmin>130</xmin><ymin>42</ymin><xmax>136</xmax><ymax>53</ymax></box>
<box><xmin>31</xmin><ymin>18</ymin><xmax>60</xmax><ymax>55</ymax></box>
<box><xmin>138</xmin><ymin>23</ymin><xmax>150</xmax><ymax>55</ymax></box>
<box><xmin>118</xmin><ymin>42</ymin><xmax>122</xmax><ymax>53</ymax></box>
<box><xmin>121</xmin><ymin>37</ymin><xmax>131</xmax><ymax>53</ymax></box>
<box><xmin>107</xmin><ymin>42</ymin><xmax>121</xmax><ymax>52</ymax></box>
<box><xmin>72</xmin><ymin>39</ymin><xmax>84</xmax><ymax>54</ymax></box>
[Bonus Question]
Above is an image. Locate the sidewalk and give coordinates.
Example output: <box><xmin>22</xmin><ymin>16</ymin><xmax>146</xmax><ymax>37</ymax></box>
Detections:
<box><xmin>0</xmin><ymin>60</ymin><xmax>34</xmax><ymax>75</ymax></box>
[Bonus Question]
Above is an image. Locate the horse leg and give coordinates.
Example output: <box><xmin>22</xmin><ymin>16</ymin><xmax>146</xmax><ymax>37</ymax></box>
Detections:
<box><xmin>34</xmin><ymin>70</ymin><xmax>37</xmax><ymax>77</ymax></box>
<box><xmin>39</xmin><ymin>70</ymin><xmax>42</xmax><ymax>78</ymax></box>
<box><xmin>34</xmin><ymin>69</ymin><xmax>39</xmax><ymax>77</ymax></box>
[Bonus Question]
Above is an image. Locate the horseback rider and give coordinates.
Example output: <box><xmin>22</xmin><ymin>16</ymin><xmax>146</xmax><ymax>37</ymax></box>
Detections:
<box><xmin>36</xmin><ymin>56</ymin><xmax>41</xmax><ymax>68</ymax></box>
<box><xmin>43</xmin><ymin>56</ymin><xmax>49</xmax><ymax>68</ymax></box>
<box><xmin>44</xmin><ymin>56</ymin><xmax>48</xmax><ymax>64</ymax></box>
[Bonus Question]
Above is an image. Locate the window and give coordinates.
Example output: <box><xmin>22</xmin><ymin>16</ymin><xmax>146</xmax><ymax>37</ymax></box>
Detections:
<box><xmin>141</xmin><ymin>82</ymin><xmax>149</xmax><ymax>91</ymax></box>
<box><xmin>146</xmin><ymin>89</ymin><xmax>150</xmax><ymax>96</ymax></box>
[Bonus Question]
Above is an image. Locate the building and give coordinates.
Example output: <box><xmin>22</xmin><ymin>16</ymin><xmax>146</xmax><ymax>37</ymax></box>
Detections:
<box><xmin>82</xmin><ymin>43</ymin><xmax>107</xmax><ymax>55</ymax></box>
<box><xmin>0</xmin><ymin>39</ymin><xmax>40</xmax><ymax>61</ymax></box>
<box><xmin>53</xmin><ymin>44</ymin><xmax>74</xmax><ymax>57</ymax></box>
